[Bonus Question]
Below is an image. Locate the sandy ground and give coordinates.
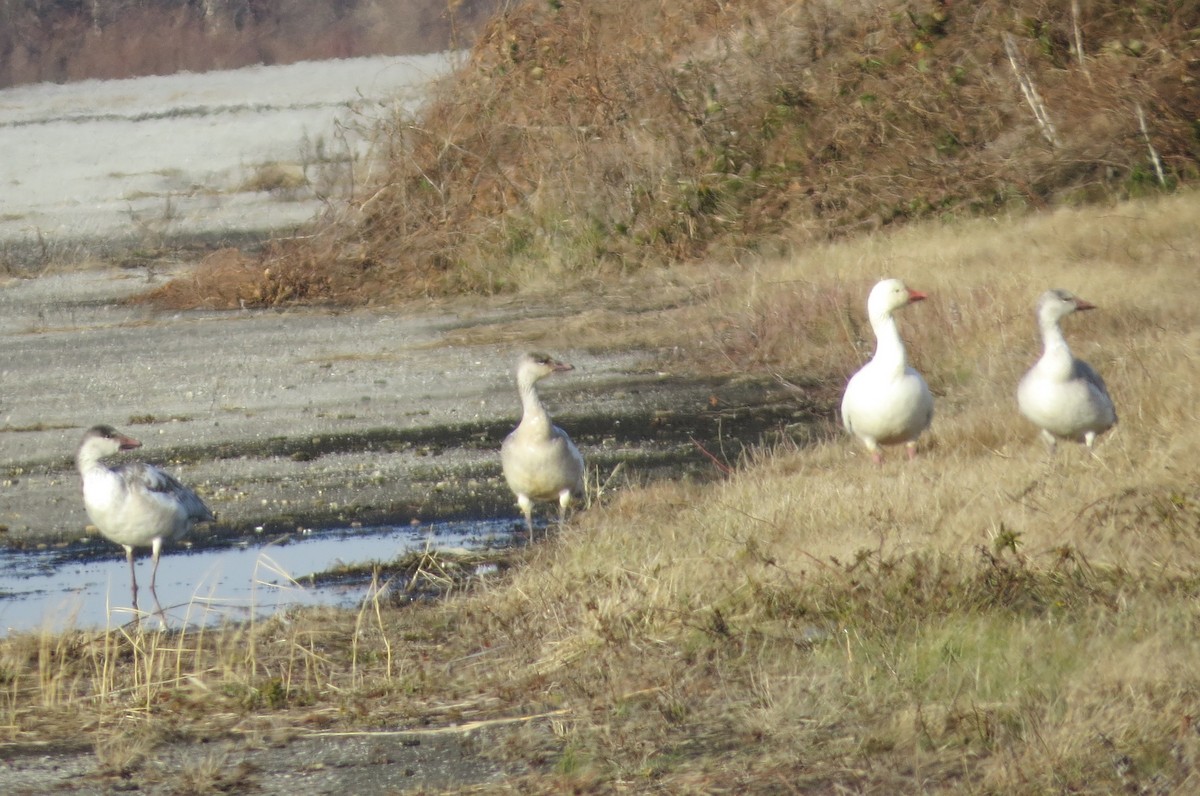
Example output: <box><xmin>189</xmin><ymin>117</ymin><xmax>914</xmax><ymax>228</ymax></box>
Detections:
<box><xmin>2</xmin><ymin>726</ymin><xmax>510</xmax><ymax>794</ymax></box>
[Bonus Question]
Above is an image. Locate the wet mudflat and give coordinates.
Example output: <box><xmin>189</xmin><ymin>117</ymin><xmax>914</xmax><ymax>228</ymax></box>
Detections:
<box><xmin>0</xmin><ymin>518</ymin><xmax>516</xmax><ymax>634</ymax></box>
<box><xmin>0</xmin><ymin>267</ymin><xmax>828</xmax><ymax>636</ymax></box>
<box><xmin>0</xmin><ymin>267</ymin><xmax>831</xmax><ymax>794</ymax></box>
<box><xmin>0</xmin><ymin>389</ymin><xmax>816</xmax><ymax>633</ymax></box>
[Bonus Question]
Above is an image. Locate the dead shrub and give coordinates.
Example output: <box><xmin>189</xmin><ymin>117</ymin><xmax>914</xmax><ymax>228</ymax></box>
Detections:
<box><xmin>133</xmin><ymin>248</ymin><xmax>262</xmax><ymax>309</ymax></box>
<box><xmin>238</xmin><ymin>162</ymin><xmax>309</xmax><ymax>196</ymax></box>
<box><xmin>215</xmin><ymin>0</ymin><xmax>1200</xmax><ymax>305</ymax></box>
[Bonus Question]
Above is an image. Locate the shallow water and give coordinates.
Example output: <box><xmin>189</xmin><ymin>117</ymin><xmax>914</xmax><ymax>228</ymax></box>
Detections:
<box><xmin>0</xmin><ymin>519</ymin><xmax>516</xmax><ymax>635</ymax></box>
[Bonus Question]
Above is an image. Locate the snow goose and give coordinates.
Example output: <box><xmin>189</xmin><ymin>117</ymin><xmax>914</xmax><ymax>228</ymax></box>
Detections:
<box><xmin>76</xmin><ymin>425</ymin><xmax>214</xmax><ymax>608</ymax></box>
<box><xmin>841</xmin><ymin>278</ymin><xmax>934</xmax><ymax>463</ymax></box>
<box><xmin>500</xmin><ymin>353</ymin><xmax>585</xmax><ymax>538</ymax></box>
<box><xmin>1017</xmin><ymin>289</ymin><xmax>1117</xmax><ymax>453</ymax></box>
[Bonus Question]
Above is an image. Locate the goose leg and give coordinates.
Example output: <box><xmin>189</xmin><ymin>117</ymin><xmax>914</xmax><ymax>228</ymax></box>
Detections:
<box><xmin>905</xmin><ymin>442</ymin><xmax>918</xmax><ymax>462</ymax></box>
<box><xmin>148</xmin><ymin>537</ymin><xmax>168</xmax><ymax>622</ymax></box>
<box><xmin>149</xmin><ymin>537</ymin><xmax>163</xmax><ymax>591</ymax></box>
<box><xmin>557</xmin><ymin>489</ymin><xmax>573</xmax><ymax>529</ymax></box>
<box><xmin>517</xmin><ymin>494</ymin><xmax>535</xmax><ymax>541</ymax></box>
<box><xmin>124</xmin><ymin>545</ymin><xmax>139</xmax><ymax>610</ymax></box>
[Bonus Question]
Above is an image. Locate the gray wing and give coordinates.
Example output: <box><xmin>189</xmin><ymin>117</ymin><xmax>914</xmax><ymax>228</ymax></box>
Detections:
<box><xmin>1071</xmin><ymin>357</ymin><xmax>1118</xmax><ymax>424</ymax></box>
<box><xmin>117</xmin><ymin>462</ymin><xmax>215</xmax><ymax>522</ymax></box>
<box><xmin>551</xmin><ymin>425</ymin><xmax>586</xmax><ymax>496</ymax></box>
<box><xmin>1071</xmin><ymin>357</ymin><xmax>1112</xmax><ymax>400</ymax></box>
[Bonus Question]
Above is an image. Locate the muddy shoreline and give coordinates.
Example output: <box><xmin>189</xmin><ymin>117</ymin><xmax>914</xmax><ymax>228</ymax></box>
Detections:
<box><xmin>0</xmin><ymin>267</ymin><xmax>831</xmax><ymax>552</ymax></box>
<box><xmin>4</xmin><ymin>382</ymin><xmax>819</xmax><ymax>559</ymax></box>
<box><xmin>0</xmin><ymin>267</ymin><xmax>836</xmax><ymax>793</ymax></box>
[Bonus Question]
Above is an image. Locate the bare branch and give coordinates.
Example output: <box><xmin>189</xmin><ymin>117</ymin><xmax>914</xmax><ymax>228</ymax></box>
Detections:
<box><xmin>1071</xmin><ymin>0</ymin><xmax>1092</xmax><ymax>83</ymax></box>
<box><xmin>1004</xmin><ymin>33</ymin><xmax>1061</xmax><ymax>148</ymax></box>
<box><xmin>1135</xmin><ymin>103</ymin><xmax>1167</xmax><ymax>186</ymax></box>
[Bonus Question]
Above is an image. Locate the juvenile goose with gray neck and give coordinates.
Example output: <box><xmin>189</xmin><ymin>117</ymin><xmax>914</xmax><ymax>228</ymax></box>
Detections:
<box><xmin>500</xmin><ymin>353</ymin><xmax>585</xmax><ymax>538</ymax></box>
<box><xmin>1017</xmin><ymin>289</ymin><xmax>1117</xmax><ymax>453</ymax></box>
<box><xmin>76</xmin><ymin>424</ymin><xmax>214</xmax><ymax>608</ymax></box>
<box><xmin>841</xmin><ymin>278</ymin><xmax>934</xmax><ymax>464</ymax></box>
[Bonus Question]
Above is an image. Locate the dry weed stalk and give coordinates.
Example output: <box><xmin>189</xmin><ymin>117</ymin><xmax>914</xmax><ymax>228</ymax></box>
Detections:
<box><xmin>351</xmin><ymin>568</ymin><xmax>395</xmax><ymax>684</ymax></box>
<box><xmin>1004</xmin><ymin>32</ymin><xmax>1061</xmax><ymax>148</ymax></box>
<box><xmin>1069</xmin><ymin>0</ymin><xmax>1093</xmax><ymax>87</ymax></box>
<box><xmin>1135</xmin><ymin>103</ymin><xmax>1167</xmax><ymax>188</ymax></box>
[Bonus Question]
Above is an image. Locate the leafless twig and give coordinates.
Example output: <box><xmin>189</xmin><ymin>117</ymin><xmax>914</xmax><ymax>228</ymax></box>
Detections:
<box><xmin>1004</xmin><ymin>33</ymin><xmax>1060</xmax><ymax>148</ymax></box>
<box><xmin>1135</xmin><ymin>103</ymin><xmax>1167</xmax><ymax>186</ymax></box>
<box><xmin>1071</xmin><ymin>0</ymin><xmax>1091</xmax><ymax>83</ymax></box>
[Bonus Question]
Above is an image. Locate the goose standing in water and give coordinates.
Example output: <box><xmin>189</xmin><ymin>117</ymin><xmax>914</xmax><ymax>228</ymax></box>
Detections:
<box><xmin>76</xmin><ymin>425</ymin><xmax>214</xmax><ymax>609</ymax></box>
<box><xmin>1017</xmin><ymin>289</ymin><xmax>1117</xmax><ymax>453</ymax></box>
<box><xmin>501</xmin><ymin>353</ymin><xmax>585</xmax><ymax>538</ymax></box>
<box><xmin>841</xmin><ymin>278</ymin><xmax>934</xmax><ymax>463</ymax></box>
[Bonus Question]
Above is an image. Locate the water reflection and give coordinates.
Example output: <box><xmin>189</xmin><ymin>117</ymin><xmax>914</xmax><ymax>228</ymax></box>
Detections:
<box><xmin>0</xmin><ymin>519</ymin><xmax>517</xmax><ymax>635</ymax></box>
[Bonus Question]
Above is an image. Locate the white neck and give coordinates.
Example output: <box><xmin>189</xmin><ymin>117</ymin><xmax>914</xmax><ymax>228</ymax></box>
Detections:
<box><xmin>76</xmin><ymin>445</ymin><xmax>106</xmax><ymax>475</ymax></box>
<box><xmin>518</xmin><ymin>373</ymin><xmax>552</xmax><ymax>432</ymax></box>
<box><xmin>871</xmin><ymin>312</ymin><xmax>908</xmax><ymax>374</ymax></box>
<box><xmin>1039</xmin><ymin>314</ymin><xmax>1070</xmax><ymax>356</ymax></box>
<box><xmin>1035</xmin><ymin>315</ymin><xmax>1076</xmax><ymax>379</ymax></box>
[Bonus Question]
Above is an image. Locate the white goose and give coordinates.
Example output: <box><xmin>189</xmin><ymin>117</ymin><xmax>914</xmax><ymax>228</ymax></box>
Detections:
<box><xmin>76</xmin><ymin>425</ymin><xmax>214</xmax><ymax>607</ymax></box>
<box><xmin>500</xmin><ymin>353</ymin><xmax>585</xmax><ymax>538</ymax></box>
<box><xmin>1017</xmin><ymin>289</ymin><xmax>1117</xmax><ymax>453</ymax></box>
<box><xmin>841</xmin><ymin>278</ymin><xmax>934</xmax><ymax>463</ymax></box>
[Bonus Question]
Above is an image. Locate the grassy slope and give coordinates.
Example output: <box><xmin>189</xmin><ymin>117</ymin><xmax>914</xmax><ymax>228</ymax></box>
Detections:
<box><xmin>7</xmin><ymin>191</ymin><xmax>1199</xmax><ymax>793</ymax></box>
<box><xmin>442</xmin><ymin>193</ymin><xmax>1200</xmax><ymax>792</ymax></box>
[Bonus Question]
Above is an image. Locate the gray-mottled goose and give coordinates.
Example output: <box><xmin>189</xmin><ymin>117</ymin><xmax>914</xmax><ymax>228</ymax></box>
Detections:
<box><xmin>1017</xmin><ymin>289</ymin><xmax>1117</xmax><ymax>452</ymax></box>
<box><xmin>77</xmin><ymin>424</ymin><xmax>214</xmax><ymax>608</ymax></box>
<box><xmin>841</xmin><ymin>278</ymin><xmax>934</xmax><ymax>463</ymax></box>
<box><xmin>500</xmin><ymin>353</ymin><xmax>585</xmax><ymax>538</ymax></box>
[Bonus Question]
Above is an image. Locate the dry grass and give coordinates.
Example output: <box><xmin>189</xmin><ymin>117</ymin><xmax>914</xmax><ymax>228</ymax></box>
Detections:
<box><xmin>5</xmin><ymin>190</ymin><xmax>1200</xmax><ymax>791</ymax></box>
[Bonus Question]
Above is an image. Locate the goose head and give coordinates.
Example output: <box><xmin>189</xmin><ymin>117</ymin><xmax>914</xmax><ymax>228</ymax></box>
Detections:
<box><xmin>79</xmin><ymin>425</ymin><xmax>142</xmax><ymax>459</ymax></box>
<box><xmin>1036</xmin><ymin>288</ymin><xmax>1095</xmax><ymax>328</ymax></box>
<box><xmin>517</xmin><ymin>352</ymin><xmax>575</xmax><ymax>384</ymax></box>
<box><xmin>867</xmin><ymin>278</ymin><xmax>926</xmax><ymax>324</ymax></box>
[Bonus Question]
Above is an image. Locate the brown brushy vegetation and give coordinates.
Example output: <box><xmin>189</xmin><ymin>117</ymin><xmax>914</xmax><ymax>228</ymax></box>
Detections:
<box><xmin>164</xmin><ymin>0</ymin><xmax>1200</xmax><ymax>307</ymax></box>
